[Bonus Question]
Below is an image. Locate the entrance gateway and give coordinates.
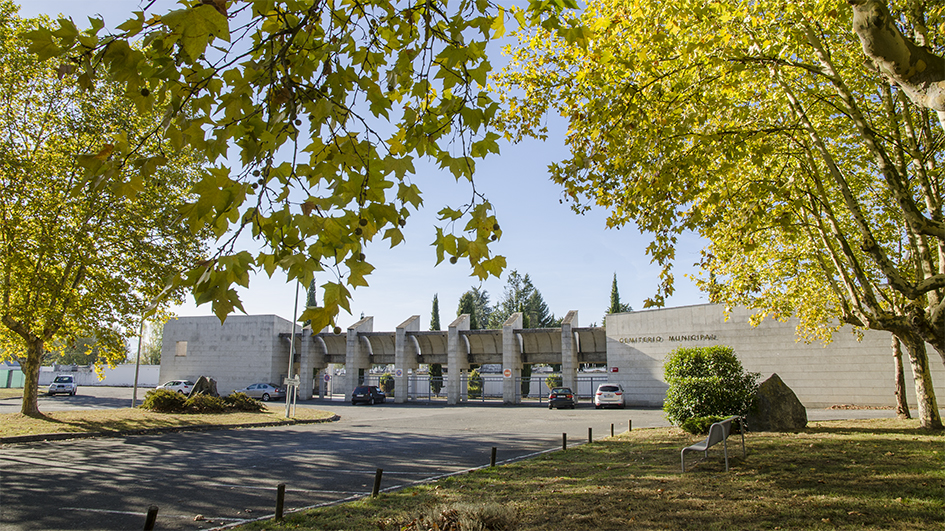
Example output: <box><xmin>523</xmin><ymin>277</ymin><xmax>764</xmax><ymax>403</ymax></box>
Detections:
<box><xmin>160</xmin><ymin>304</ymin><xmax>945</xmax><ymax>409</ymax></box>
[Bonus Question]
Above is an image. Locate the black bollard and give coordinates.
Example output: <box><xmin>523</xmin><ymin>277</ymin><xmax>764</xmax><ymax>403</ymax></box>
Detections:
<box><xmin>490</xmin><ymin>446</ymin><xmax>497</xmax><ymax>467</ymax></box>
<box><xmin>372</xmin><ymin>468</ymin><xmax>383</xmax><ymax>497</ymax></box>
<box><xmin>611</xmin><ymin>423</ymin><xmax>615</xmax><ymax>437</ymax></box>
<box><xmin>628</xmin><ymin>419</ymin><xmax>632</xmax><ymax>432</ymax></box>
<box><xmin>588</xmin><ymin>427</ymin><xmax>593</xmax><ymax>443</ymax></box>
<box><xmin>562</xmin><ymin>432</ymin><xmax>567</xmax><ymax>451</ymax></box>
<box><xmin>275</xmin><ymin>483</ymin><xmax>286</xmax><ymax>520</ymax></box>
<box><xmin>143</xmin><ymin>506</ymin><xmax>158</xmax><ymax>531</ymax></box>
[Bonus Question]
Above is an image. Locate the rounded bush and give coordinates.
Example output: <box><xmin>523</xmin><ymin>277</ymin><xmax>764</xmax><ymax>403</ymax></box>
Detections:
<box><xmin>379</xmin><ymin>372</ymin><xmax>395</xmax><ymax>394</ymax></box>
<box><xmin>663</xmin><ymin>345</ymin><xmax>758</xmax><ymax>426</ymax></box>
<box><xmin>467</xmin><ymin>369</ymin><xmax>483</xmax><ymax>399</ymax></box>
<box><xmin>223</xmin><ymin>392</ymin><xmax>264</xmax><ymax>412</ymax></box>
<box><xmin>140</xmin><ymin>388</ymin><xmax>187</xmax><ymax>413</ymax></box>
<box><xmin>679</xmin><ymin>415</ymin><xmax>727</xmax><ymax>435</ymax></box>
<box><xmin>184</xmin><ymin>393</ymin><xmax>227</xmax><ymax>414</ymax></box>
<box><xmin>545</xmin><ymin>373</ymin><xmax>562</xmax><ymax>392</ymax></box>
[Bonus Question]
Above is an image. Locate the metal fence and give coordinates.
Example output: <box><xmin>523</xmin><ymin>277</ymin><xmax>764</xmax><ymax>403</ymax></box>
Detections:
<box><xmin>325</xmin><ymin>373</ymin><xmax>613</xmax><ymax>403</ymax></box>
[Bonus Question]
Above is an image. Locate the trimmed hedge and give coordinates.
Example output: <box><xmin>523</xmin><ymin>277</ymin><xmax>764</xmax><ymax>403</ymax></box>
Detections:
<box><xmin>663</xmin><ymin>345</ymin><xmax>758</xmax><ymax>432</ymax></box>
<box><xmin>141</xmin><ymin>389</ymin><xmax>187</xmax><ymax>413</ymax></box>
<box><xmin>141</xmin><ymin>389</ymin><xmax>264</xmax><ymax>414</ymax></box>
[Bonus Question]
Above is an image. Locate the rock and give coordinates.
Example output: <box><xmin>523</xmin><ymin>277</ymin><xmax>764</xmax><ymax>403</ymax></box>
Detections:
<box><xmin>746</xmin><ymin>373</ymin><xmax>807</xmax><ymax>432</ymax></box>
<box><xmin>189</xmin><ymin>375</ymin><xmax>219</xmax><ymax>397</ymax></box>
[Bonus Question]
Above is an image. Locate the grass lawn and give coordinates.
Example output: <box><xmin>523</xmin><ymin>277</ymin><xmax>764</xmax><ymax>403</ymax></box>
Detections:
<box><xmin>0</xmin><ymin>405</ymin><xmax>336</xmax><ymax>438</ymax></box>
<box><xmin>239</xmin><ymin>418</ymin><xmax>944</xmax><ymax>531</ymax></box>
<box><xmin>0</xmin><ymin>388</ymin><xmax>23</xmax><ymax>399</ymax></box>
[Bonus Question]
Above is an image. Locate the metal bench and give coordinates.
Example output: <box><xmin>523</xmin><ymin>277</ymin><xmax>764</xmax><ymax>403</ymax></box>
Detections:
<box><xmin>680</xmin><ymin>416</ymin><xmax>745</xmax><ymax>472</ymax></box>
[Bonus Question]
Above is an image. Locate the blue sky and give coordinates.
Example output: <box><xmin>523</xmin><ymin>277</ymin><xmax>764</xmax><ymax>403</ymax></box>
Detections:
<box><xmin>21</xmin><ymin>1</ymin><xmax>707</xmax><ymax>331</ymax></box>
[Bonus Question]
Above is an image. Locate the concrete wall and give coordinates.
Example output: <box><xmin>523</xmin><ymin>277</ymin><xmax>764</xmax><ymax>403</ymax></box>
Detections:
<box><xmin>605</xmin><ymin>304</ymin><xmax>945</xmax><ymax>408</ymax></box>
<box><xmin>160</xmin><ymin>315</ymin><xmax>296</xmax><ymax>395</ymax></box>
<box><xmin>37</xmin><ymin>365</ymin><xmax>160</xmax><ymax>387</ymax></box>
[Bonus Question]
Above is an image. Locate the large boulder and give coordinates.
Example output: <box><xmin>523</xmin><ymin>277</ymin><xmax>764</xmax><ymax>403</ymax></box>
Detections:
<box><xmin>746</xmin><ymin>373</ymin><xmax>807</xmax><ymax>432</ymax></box>
<box><xmin>189</xmin><ymin>375</ymin><xmax>219</xmax><ymax>397</ymax></box>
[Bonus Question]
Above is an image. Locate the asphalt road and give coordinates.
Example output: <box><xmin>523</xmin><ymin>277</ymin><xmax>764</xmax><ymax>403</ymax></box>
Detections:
<box><xmin>0</xmin><ymin>388</ymin><xmax>902</xmax><ymax>531</ymax></box>
<box><xmin>0</xmin><ymin>388</ymin><xmax>672</xmax><ymax>531</ymax></box>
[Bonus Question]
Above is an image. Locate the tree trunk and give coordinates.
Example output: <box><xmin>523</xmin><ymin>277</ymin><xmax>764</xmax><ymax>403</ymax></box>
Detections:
<box><xmin>18</xmin><ymin>337</ymin><xmax>45</xmax><ymax>417</ymax></box>
<box><xmin>891</xmin><ymin>335</ymin><xmax>911</xmax><ymax>419</ymax></box>
<box><xmin>898</xmin><ymin>331</ymin><xmax>943</xmax><ymax>429</ymax></box>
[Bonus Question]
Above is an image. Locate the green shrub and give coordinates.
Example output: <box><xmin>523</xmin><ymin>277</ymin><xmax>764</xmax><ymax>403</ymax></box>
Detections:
<box><xmin>545</xmin><ymin>373</ymin><xmax>562</xmax><ymax>392</ymax></box>
<box><xmin>184</xmin><ymin>393</ymin><xmax>227</xmax><ymax>413</ymax></box>
<box><xmin>140</xmin><ymin>388</ymin><xmax>187</xmax><ymax>413</ymax></box>
<box><xmin>467</xmin><ymin>369</ymin><xmax>483</xmax><ymax>399</ymax></box>
<box><xmin>680</xmin><ymin>415</ymin><xmax>726</xmax><ymax>435</ymax></box>
<box><xmin>429</xmin><ymin>364</ymin><xmax>443</xmax><ymax>396</ymax></box>
<box><xmin>223</xmin><ymin>392</ymin><xmax>264</xmax><ymax>412</ymax></box>
<box><xmin>663</xmin><ymin>345</ymin><xmax>758</xmax><ymax>426</ymax></box>
<box><xmin>379</xmin><ymin>372</ymin><xmax>395</xmax><ymax>395</ymax></box>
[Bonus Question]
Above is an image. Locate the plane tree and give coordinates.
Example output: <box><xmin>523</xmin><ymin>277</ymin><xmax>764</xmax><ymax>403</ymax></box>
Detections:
<box><xmin>495</xmin><ymin>0</ymin><xmax>945</xmax><ymax>428</ymax></box>
<box><xmin>0</xmin><ymin>3</ymin><xmax>208</xmax><ymax>416</ymax></box>
<box><xmin>26</xmin><ymin>0</ymin><xmax>588</xmax><ymax>336</ymax></box>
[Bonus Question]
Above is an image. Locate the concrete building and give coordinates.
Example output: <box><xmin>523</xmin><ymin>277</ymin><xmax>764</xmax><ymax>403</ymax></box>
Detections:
<box><xmin>160</xmin><ymin>305</ymin><xmax>945</xmax><ymax>408</ymax></box>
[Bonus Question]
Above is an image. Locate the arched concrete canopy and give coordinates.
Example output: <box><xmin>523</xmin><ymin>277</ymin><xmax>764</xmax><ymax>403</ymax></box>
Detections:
<box><xmin>465</xmin><ymin>330</ymin><xmax>503</xmax><ymax>365</ymax></box>
<box><xmin>574</xmin><ymin>327</ymin><xmax>607</xmax><ymax>363</ymax></box>
<box><xmin>315</xmin><ymin>333</ymin><xmax>347</xmax><ymax>364</ymax></box>
<box><xmin>407</xmin><ymin>331</ymin><xmax>449</xmax><ymax>365</ymax></box>
<box><xmin>518</xmin><ymin>328</ymin><xmax>563</xmax><ymax>364</ymax></box>
<box><xmin>360</xmin><ymin>332</ymin><xmax>397</xmax><ymax>364</ymax></box>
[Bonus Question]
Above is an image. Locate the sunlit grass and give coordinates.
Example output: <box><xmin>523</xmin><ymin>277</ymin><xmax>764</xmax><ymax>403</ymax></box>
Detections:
<box><xmin>0</xmin><ymin>388</ymin><xmax>23</xmax><ymax>399</ymax></box>
<box><xmin>0</xmin><ymin>405</ymin><xmax>335</xmax><ymax>438</ymax></box>
<box><xmin>239</xmin><ymin>418</ymin><xmax>944</xmax><ymax>531</ymax></box>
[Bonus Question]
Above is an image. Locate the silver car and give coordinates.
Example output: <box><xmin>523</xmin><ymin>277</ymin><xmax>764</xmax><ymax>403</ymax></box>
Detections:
<box><xmin>594</xmin><ymin>383</ymin><xmax>625</xmax><ymax>409</ymax></box>
<box><xmin>47</xmin><ymin>375</ymin><xmax>77</xmax><ymax>396</ymax></box>
<box><xmin>235</xmin><ymin>383</ymin><xmax>286</xmax><ymax>402</ymax></box>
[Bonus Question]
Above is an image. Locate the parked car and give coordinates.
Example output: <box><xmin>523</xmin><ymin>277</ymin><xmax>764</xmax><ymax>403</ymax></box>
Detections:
<box><xmin>157</xmin><ymin>380</ymin><xmax>195</xmax><ymax>395</ymax></box>
<box><xmin>235</xmin><ymin>383</ymin><xmax>286</xmax><ymax>401</ymax></box>
<box><xmin>594</xmin><ymin>383</ymin><xmax>625</xmax><ymax>409</ymax></box>
<box><xmin>47</xmin><ymin>375</ymin><xmax>77</xmax><ymax>396</ymax></box>
<box><xmin>548</xmin><ymin>387</ymin><xmax>577</xmax><ymax>409</ymax></box>
<box><xmin>351</xmin><ymin>385</ymin><xmax>386</xmax><ymax>405</ymax></box>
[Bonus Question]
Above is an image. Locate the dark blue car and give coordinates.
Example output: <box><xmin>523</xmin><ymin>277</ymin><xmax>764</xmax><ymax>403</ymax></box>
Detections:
<box><xmin>351</xmin><ymin>385</ymin><xmax>386</xmax><ymax>405</ymax></box>
<box><xmin>548</xmin><ymin>387</ymin><xmax>577</xmax><ymax>409</ymax></box>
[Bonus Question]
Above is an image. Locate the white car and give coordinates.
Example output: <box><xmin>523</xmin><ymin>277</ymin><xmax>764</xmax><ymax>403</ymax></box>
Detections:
<box><xmin>157</xmin><ymin>380</ymin><xmax>195</xmax><ymax>395</ymax></box>
<box><xmin>594</xmin><ymin>383</ymin><xmax>625</xmax><ymax>409</ymax></box>
<box><xmin>47</xmin><ymin>375</ymin><xmax>77</xmax><ymax>396</ymax></box>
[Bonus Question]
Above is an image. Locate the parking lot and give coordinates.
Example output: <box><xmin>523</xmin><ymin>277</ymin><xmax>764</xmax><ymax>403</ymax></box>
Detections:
<box><xmin>0</xmin><ymin>388</ymin><xmax>899</xmax><ymax>531</ymax></box>
<box><xmin>1</xmin><ymin>388</ymin><xmax>672</xmax><ymax>531</ymax></box>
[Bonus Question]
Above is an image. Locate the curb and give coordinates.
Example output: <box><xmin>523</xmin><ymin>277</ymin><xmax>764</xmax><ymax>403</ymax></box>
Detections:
<box><xmin>0</xmin><ymin>414</ymin><xmax>340</xmax><ymax>445</ymax></box>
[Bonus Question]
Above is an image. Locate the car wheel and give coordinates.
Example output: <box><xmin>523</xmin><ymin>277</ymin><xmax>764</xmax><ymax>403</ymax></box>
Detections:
<box><xmin>177</xmin><ymin>390</ymin><xmax>184</xmax><ymax>394</ymax></box>
<box><xmin>72</xmin><ymin>389</ymin><xmax>77</xmax><ymax>396</ymax></box>
<box><xmin>262</xmin><ymin>393</ymin><xmax>270</xmax><ymax>402</ymax></box>
<box><xmin>368</xmin><ymin>397</ymin><xmax>375</xmax><ymax>405</ymax></box>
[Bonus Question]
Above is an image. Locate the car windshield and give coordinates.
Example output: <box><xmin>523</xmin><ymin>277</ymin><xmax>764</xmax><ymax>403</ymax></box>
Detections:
<box><xmin>551</xmin><ymin>388</ymin><xmax>571</xmax><ymax>394</ymax></box>
<box><xmin>599</xmin><ymin>385</ymin><xmax>620</xmax><ymax>392</ymax></box>
<box><xmin>354</xmin><ymin>386</ymin><xmax>370</xmax><ymax>393</ymax></box>
<box><xmin>53</xmin><ymin>376</ymin><xmax>72</xmax><ymax>383</ymax></box>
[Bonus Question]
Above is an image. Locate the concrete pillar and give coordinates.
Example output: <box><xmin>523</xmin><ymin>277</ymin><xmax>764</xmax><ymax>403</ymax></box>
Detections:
<box><xmin>561</xmin><ymin>311</ymin><xmax>579</xmax><ymax>391</ymax></box>
<box><xmin>395</xmin><ymin>315</ymin><xmax>421</xmax><ymax>403</ymax></box>
<box><xmin>502</xmin><ymin>312</ymin><xmax>524</xmax><ymax>404</ymax></box>
<box><xmin>345</xmin><ymin>316</ymin><xmax>373</xmax><ymax>399</ymax></box>
<box><xmin>447</xmin><ymin>314</ymin><xmax>470</xmax><ymax>404</ymax></box>
<box><xmin>299</xmin><ymin>331</ymin><xmax>329</xmax><ymax>400</ymax></box>
<box><xmin>299</xmin><ymin>329</ymin><xmax>314</xmax><ymax>400</ymax></box>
